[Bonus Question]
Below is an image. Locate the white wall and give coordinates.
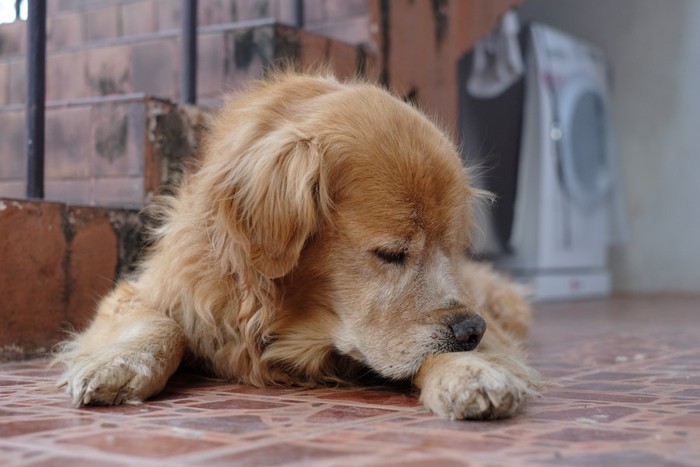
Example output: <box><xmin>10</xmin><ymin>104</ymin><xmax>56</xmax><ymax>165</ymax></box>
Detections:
<box><xmin>519</xmin><ymin>0</ymin><xmax>700</xmax><ymax>293</ymax></box>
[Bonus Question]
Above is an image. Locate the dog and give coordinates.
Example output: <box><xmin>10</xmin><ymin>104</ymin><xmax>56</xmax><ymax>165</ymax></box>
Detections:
<box><xmin>57</xmin><ymin>72</ymin><xmax>539</xmax><ymax>420</ymax></box>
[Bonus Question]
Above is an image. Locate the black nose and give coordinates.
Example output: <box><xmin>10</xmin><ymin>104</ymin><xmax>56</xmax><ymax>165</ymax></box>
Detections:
<box><xmin>449</xmin><ymin>315</ymin><xmax>487</xmax><ymax>351</ymax></box>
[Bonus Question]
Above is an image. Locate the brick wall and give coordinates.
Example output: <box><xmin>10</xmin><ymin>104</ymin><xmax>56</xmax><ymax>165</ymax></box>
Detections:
<box><xmin>0</xmin><ymin>198</ymin><xmax>142</xmax><ymax>360</ymax></box>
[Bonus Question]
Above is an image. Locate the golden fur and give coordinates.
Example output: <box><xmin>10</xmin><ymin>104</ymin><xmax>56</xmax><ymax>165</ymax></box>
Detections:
<box><xmin>57</xmin><ymin>72</ymin><xmax>539</xmax><ymax>420</ymax></box>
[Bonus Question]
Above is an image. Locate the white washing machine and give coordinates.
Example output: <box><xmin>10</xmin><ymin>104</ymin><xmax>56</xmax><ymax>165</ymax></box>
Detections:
<box><xmin>461</xmin><ymin>23</ymin><xmax>626</xmax><ymax>300</ymax></box>
<box><xmin>502</xmin><ymin>24</ymin><xmax>625</xmax><ymax>300</ymax></box>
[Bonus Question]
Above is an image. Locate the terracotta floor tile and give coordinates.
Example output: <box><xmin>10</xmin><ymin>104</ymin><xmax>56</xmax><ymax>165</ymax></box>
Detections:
<box><xmin>26</xmin><ymin>458</ymin><xmax>125</xmax><ymax>467</ymax></box>
<box><xmin>0</xmin><ymin>417</ymin><xmax>93</xmax><ymax>437</ymax></box>
<box><xmin>56</xmin><ymin>429</ymin><xmax>227</xmax><ymax>458</ymax></box>
<box><xmin>204</xmin><ymin>442</ymin><xmax>360</xmax><ymax>466</ymax></box>
<box><xmin>1</xmin><ymin>296</ymin><xmax>699</xmax><ymax>466</ymax></box>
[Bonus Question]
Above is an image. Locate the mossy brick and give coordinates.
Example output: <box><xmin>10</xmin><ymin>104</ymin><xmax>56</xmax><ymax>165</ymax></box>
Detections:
<box><xmin>91</xmin><ymin>102</ymin><xmax>146</xmax><ymax>178</ymax></box>
<box><xmin>85</xmin><ymin>44</ymin><xmax>132</xmax><ymax>97</ymax></box>
<box><xmin>44</xmin><ymin>106</ymin><xmax>92</xmax><ymax>179</ymax></box>
<box><xmin>65</xmin><ymin>205</ymin><xmax>118</xmax><ymax>331</ymax></box>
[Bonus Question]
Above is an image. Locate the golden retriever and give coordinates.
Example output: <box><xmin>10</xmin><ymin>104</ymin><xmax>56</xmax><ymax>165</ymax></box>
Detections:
<box><xmin>57</xmin><ymin>72</ymin><xmax>539</xmax><ymax>420</ymax></box>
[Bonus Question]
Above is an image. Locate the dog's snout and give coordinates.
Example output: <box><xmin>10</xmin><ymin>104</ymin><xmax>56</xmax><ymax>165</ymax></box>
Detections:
<box><xmin>449</xmin><ymin>315</ymin><xmax>487</xmax><ymax>351</ymax></box>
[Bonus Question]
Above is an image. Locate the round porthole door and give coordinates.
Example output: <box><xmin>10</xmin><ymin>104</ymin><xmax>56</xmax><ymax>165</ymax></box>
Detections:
<box><xmin>557</xmin><ymin>76</ymin><xmax>613</xmax><ymax>210</ymax></box>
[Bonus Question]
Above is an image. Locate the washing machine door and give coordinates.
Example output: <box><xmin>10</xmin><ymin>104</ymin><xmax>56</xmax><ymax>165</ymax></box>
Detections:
<box><xmin>556</xmin><ymin>76</ymin><xmax>613</xmax><ymax>211</ymax></box>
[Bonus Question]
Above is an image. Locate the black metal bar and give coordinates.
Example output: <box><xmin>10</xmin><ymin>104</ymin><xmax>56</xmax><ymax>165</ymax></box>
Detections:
<box><xmin>294</xmin><ymin>0</ymin><xmax>304</xmax><ymax>28</ymax></box>
<box><xmin>26</xmin><ymin>0</ymin><xmax>47</xmax><ymax>199</ymax></box>
<box><xmin>379</xmin><ymin>0</ymin><xmax>390</xmax><ymax>87</ymax></box>
<box><xmin>181</xmin><ymin>0</ymin><xmax>197</xmax><ymax>104</ymax></box>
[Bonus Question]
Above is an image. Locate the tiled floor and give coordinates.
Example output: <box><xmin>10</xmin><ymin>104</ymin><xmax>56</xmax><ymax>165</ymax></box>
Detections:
<box><xmin>1</xmin><ymin>296</ymin><xmax>699</xmax><ymax>466</ymax></box>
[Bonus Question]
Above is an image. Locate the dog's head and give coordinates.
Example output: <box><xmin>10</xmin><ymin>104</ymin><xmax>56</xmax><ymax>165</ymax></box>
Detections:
<box><xmin>207</xmin><ymin>73</ymin><xmax>486</xmax><ymax>381</ymax></box>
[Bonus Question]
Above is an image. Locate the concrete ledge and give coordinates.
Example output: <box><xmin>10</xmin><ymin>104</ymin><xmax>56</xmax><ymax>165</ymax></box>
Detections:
<box><xmin>0</xmin><ymin>198</ymin><xmax>143</xmax><ymax>361</ymax></box>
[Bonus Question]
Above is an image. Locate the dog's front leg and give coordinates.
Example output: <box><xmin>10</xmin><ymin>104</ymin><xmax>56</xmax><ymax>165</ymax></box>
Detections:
<box><xmin>414</xmin><ymin>351</ymin><xmax>537</xmax><ymax>420</ymax></box>
<box><xmin>57</xmin><ymin>281</ymin><xmax>185</xmax><ymax>406</ymax></box>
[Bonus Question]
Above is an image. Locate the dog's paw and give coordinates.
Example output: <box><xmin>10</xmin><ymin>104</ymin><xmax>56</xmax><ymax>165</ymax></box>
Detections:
<box><xmin>59</xmin><ymin>352</ymin><xmax>163</xmax><ymax>406</ymax></box>
<box><xmin>418</xmin><ymin>353</ymin><xmax>532</xmax><ymax>420</ymax></box>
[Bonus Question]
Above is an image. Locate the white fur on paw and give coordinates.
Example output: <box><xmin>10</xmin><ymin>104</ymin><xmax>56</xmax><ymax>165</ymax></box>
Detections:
<box><xmin>420</xmin><ymin>355</ymin><xmax>530</xmax><ymax>420</ymax></box>
<box><xmin>59</xmin><ymin>354</ymin><xmax>158</xmax><ymax>407</ymax></box>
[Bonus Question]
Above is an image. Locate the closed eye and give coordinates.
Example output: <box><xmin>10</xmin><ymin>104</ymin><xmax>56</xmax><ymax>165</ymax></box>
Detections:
<box><xmin>372</xmin><ymin>248</ymin><xmax>408</xmax><ymax>265</ymax></box>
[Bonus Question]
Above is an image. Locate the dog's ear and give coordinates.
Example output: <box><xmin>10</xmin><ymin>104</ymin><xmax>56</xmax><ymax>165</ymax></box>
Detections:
<box><xmin>214</xmin><ymin>133</ymin><xmax>329</xmax><ymax>279</ymax></box>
